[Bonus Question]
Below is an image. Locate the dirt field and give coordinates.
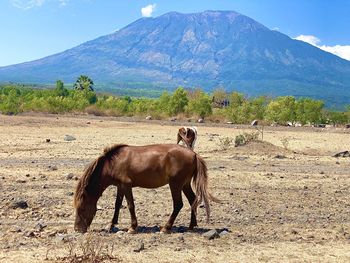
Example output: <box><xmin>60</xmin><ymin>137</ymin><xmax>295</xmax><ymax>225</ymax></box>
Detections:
<box><xmin>0</xmin><ymin>114</ymin><xmax>350</xmax><ymax>262</ymax></box>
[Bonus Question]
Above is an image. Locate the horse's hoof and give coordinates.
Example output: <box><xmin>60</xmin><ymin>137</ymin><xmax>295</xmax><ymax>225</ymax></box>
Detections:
<box><xmin>160</xmin><ymin>228</ymin><xmax>171</xmax><ymax>234</ymax></box>
<box><xmin>127</xmin><ymin>228</ymin><xmax>137</xmax><ymax>234</ymax></box>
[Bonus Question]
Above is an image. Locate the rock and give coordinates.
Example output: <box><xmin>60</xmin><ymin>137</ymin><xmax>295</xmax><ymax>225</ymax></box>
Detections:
<box><xmin>133</xmin><ymin>242</ymin><xmax>145</xmax><ymax>252</ymax></box>
<box><xmin>64</xmin><ymin>135</ymin><xmax>76</xmax><ymax>141</ymax></box>
<box><xmin>170</xmin><ymin>117</ymin><xmax>177</xmax><ymax>122</ymax></box>
<box><xmin>251</xmin><ymin>120</ymin><xmax>258</xmax><ymax>126</ymax></box>
<box><xmin>333</xmin><ymin>151</ymin><xmax>350</xmax><ymax>158</ymax></box>
<box><xmin>42</xmin><ymin>184</ymin><xmax>48</xmax><ymax>189</ymax></box>
<box><xmin>226</xmin><ymin>121</ymin><xmax>233</xmax><ymax>124</ymax></box>
<box><xmin>202</xmin><ymin>229</ymin><xmax>220</xmax><ymax>240</ymax></box>
<box><xmin>286</xmin><ymin>122</ymin><xmax>293</xmax><ymax>126</ymax></box>
<box><xmin>145</xmin><ymin>116</ymin><xmax>152</xmax><ymax>120</ymax></box>
<box><xmin>66</xmin><ymin>192</ymin><xmax>74</xmax><ymax>196</ymax></box>
<box><xmin>11</xmin><ymin>200</ymin><xmax>28</xmax><ymax>209</ymax></box>
<box><xmin>48</xmin><ymin>165</ymin><xmax>58</xmax><ymax>171</ymax></box>
<box><xmin>16</xmin><ymin>179</ymin><xmax>27</xmax><ymax>183</ymax></box>
<box><xmin>274</xmin><ymin>154</ymin><xmax>286</xmax><ymax>159</ymax></box>
<box><xmin>24</xmin><ymin>231</ymin><xmax>36</xmax><ymax>238</ymax></box>
<box><xmin>34</xmin><ymin>222</ymin><xmax>47</xmax><ymax>232</ymax></box>
<box><xmin>66</xmin><ymin>173</ymin><xmax>74</xmax><ymax>180</ymax></box>
<box><xmin>46</xmin><ymin>139</ymin><xmax>51</xmax><ymax>143</ymax></box>
<box><xmin>197</xmin><ymin>118</ymin><xmax>204</xmax><ymax>123</ymax></box>
<box><xmin>219</xmin><ymin>230</ymin><xmax>230</xmax><ymax>237</ymax></box>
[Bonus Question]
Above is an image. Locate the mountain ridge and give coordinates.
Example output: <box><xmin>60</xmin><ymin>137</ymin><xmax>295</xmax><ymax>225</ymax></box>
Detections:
<box><xmin>0</xmin><ymin>10</ymin><xmax>349</xmax><ymax>105</ymax></box>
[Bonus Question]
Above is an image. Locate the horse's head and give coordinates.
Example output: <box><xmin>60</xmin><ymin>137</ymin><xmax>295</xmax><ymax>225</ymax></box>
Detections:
<box><xmin>73</xmin><ymin>158</ymin><xmax>103</xmax><ymax>233</ymax></box>
<box><xmin>74</xmin><ymin>191</ymin><xmax>98</xmax><ymax>233</ymax></box>
<box><xmin>177</xmin><ymin>126</ymin><xmax>198</xmax><ymax>150</ymax></box>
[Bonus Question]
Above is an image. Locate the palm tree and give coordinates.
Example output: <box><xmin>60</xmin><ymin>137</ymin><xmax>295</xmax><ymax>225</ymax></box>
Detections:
<box><xmin>73</xmin><ymin>75</ymin><xmax>94</xmax><ymax>91</ymax></box>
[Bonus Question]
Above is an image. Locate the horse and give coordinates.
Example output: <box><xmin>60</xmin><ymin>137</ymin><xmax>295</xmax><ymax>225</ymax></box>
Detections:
<box><xmin>177</xmin><ymin>126</ymin><xmax>198</xmax><ymax>150</ymax></box>
<box><xmin>74</xmin><ymin>143</ymin><xmax>217</xmax><ymax>233</ymax></box>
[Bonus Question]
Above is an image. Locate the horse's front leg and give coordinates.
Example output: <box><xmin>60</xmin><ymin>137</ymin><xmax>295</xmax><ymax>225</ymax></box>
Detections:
<box><xmin>110</xmin><ymin>187</ymin><xmax>124</xmax><ymax>232</ymax></box>
<box><xmin>123</xmin><ymin>184</ymin><xmax>138</xmax><ymax>233</ymax></box>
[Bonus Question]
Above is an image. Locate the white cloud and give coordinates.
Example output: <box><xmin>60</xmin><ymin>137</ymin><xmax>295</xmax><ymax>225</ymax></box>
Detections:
<box><xmin>11</xmin><ymin>0</ymin><xmax>46</xmax><ymax>9</ymax></box>
<box><xmin>294</xmin><ymin>34</ymin><xmax>321</xmax><ymax>46</ymax></box>
<box><xmin>141</xmin><ymin>4</ymin><xmax>156</xmax><ymax>17</ymax></box>
<box><xmin>294</xmin><ymin>34</ymin><xmax>350</xmax><ymax>61</ymax></box>
<box><xmin>10</xmin><ymin>0</ymin><xmax>69</xmax><ymax>9</ymax></box>
<box><xmin>58</xmin><ymin>0</ymin><xmax>68</xmax><ymax>7</ymax></box>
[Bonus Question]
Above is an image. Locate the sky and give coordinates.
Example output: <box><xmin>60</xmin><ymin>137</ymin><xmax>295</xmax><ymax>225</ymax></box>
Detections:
<box><xmin>0</xmin><ymin>0</ymin><xmax>350</xmax><ymax>66</ymax></box>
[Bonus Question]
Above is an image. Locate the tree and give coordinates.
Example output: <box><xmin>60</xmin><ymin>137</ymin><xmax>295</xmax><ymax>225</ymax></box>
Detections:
<box><xmin>295</xmin><ymin>98</ymin><xmax>324</xmax><ymax>125</ymax></box>
<box><xmin>187</xmin><ymin>90</ymin><xmax>212</xmax><ymax>118</ymax></box>
<box><xmin>265</xmin><ymin>96</ymin><xmax>296</xmax><ymax>124</ymax></box>
<box><xmin>168</xmin><ymin>87</ymin><xmax>188</xmax><ymax>115</ymax></box>
<box><xmin>55</xmin><ymin>80</ymin><xmax>69</xmax><ymax>97</ymax></box>
<box><xmin>73</xmin><ymin>75</ymin><xmax>94</xmax><ymax>91</ymax></box>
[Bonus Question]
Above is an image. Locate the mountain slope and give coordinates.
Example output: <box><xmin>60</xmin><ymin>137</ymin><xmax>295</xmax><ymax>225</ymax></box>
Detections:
<box><xmin>0</xmin><ymin>10</ymin><xmax>350</xmax><ymax>104</ymax></box>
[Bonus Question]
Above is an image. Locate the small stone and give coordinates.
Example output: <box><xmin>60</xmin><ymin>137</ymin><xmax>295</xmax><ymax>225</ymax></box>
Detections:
<box><xmin>66</xmin><ymin>173</ymin><xmax>74</xmax><ymax>180</ymax></box>
<box><xmin>251</xmin><ymin>120</ymin><xmax>258</xmax><ymax>126</ymax></box>
<box><xmin>291</xmin><ymin>229</ymin><xmax>298</xmax><ymax>235</ymax></box>
<box><xmin>24</xmin><ymin>231</ymin><xmax>35</xmax><ymax>238</ymax></box>
<box><xmin>34</xmin><ymin>222</ymin><xmax>47</xmax><ymax>232</ymax></box>
<box><xmin>198</xmin><ymin>118</ymin><xmax>204</xmax><ymax>123</ymax></box>
<box><xmin>16</xmin><ymin>179</ymin><xmax>27</xmax><ymax>183</ymax></box>
<box><xmin>202</xmin><ymin>229</ymin><xmax>220</xmax><ymax>240</ymax></box>
<box><xmin>48</xmin><ymin>166</ymin><xmax>58</xmax><ymax>171</ymax></box>
<box><xmin>219</xmin><ymin>230</ymin><xmax>229</xmax><ymax>237</ymax></box>
<box><xmin>42</xmin><ymin>185</ymin><xmax>48</xmax><ymax>189</ymax></box>
<box><xmin>274</xmin><ymin>154</ymin><xmax>286</xmax><ymax>159</ymax></box>
<box><xmin>25</xmin><ymin>174</ymin><xmax>30</xmax><ymax>177</ymax></box>
<box><xmin>64</xmin><ymin>135</ymin><xmax>76</xmax><ymax>141</ymax></box>
<box><xmin>145</xmin><ymin>116</ymin><xmax>152</xmax><ymax>120</ymax></box>
<box><xmin>66</xmin><ymin>192</ymin><xmax>74</xmax><ymax>196</ymax></box>
<box><xmin>46</xmin><ymin>139</ymin><xmax>51</xmax><ymax>143</ymax></box>
<box><xmin>133</xmin><ymin>242</ymin><xmax>145</xmax><ymax>252</ymax></box>
<box><xmin>11</xmin><ymin>200</ymin><xmax>28</xmax><ymax>209</ymax></box>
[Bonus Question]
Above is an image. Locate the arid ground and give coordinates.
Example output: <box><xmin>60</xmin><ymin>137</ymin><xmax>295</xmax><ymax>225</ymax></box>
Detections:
<box><xmin>0</xmin><ymin>114</ymin><xmax>350</xmax><ymax>262</ymax></box>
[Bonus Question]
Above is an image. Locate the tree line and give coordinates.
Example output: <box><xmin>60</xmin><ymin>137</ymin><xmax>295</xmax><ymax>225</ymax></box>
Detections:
<box><xmin>0</xmin><ymin>76</ymin><xmax>349</xmax><ymax>126</ymax></box>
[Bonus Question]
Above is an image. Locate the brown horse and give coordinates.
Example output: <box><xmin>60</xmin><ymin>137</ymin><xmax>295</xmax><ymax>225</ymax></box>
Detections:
<box><xmin>74</xmin><ymin>144</ymin><xmax>217</xmax><ymax>233</ymax></box>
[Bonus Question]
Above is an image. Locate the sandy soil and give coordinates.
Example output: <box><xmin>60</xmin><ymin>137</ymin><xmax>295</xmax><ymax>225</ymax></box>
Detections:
<box><xmin>0</xmin><ymin>114</ymin><xmax>350</xmax><ymax>262</ymax></box>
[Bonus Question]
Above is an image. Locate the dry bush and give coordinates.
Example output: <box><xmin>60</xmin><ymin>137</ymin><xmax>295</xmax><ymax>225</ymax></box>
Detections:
<box><xmin>58</xmin><ymin>234</ymin><xmax>121</xmax><ymax>263</ymax></box>
<box><xmin>280</xmin><ymin>137</ymin><xmax>290</xmax><ymax>149</ymax></box>
<box><xmin>235</xmin><ymin>131</ymin><xmax>260</xmax><ymax>147</ymax></box>
<box><xmin>85</xmin><ymin>105</ymin><xmax>107</xmax><ymax>116</ymax></box>
<box><xmin>218</xmin><ymin>137</ymin><xmax>233</xmax><ymax>150</ymax></box>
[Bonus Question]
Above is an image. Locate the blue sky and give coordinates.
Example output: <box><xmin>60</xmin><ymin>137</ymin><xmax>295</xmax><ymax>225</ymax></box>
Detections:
<box><xmin>1</xmin><ymin>0</ymin><xmax>349</xmax><ymax>66</ymax></box>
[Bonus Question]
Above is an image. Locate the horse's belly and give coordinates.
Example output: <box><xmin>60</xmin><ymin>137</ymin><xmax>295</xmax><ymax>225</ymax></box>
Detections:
<box><xmin>131</xmin><ymin>172</ymin><xmax>169</xmax><ymax>188</ymax></box>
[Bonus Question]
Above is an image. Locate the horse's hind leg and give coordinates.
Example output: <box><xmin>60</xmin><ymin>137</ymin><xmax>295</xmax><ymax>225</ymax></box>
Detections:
<box><xmin>110</xmin><ymin>187</ymin><xmax>124</xmax><ymax>231</ymax></box>
<box><xmin>123</xmin><ymin>185</ymin><xmax>138</xmax><ymax>234</ymax></box>
<box><xmin>161</xmin><ymin>182</ymin><xmax>183</xmax><ymax>233</ymax></box>
<box><xmin>182</xmin><ymin>182</ymin><xmax>197</xmax><ymax>230</ymax></box>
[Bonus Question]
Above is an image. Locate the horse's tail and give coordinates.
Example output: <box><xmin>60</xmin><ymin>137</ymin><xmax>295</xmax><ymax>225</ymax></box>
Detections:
<box><xmin>74</xmin><ymin>155</ymin><xmax>106</xmax><ymax>208</ymax></box>
<box><xmin>192</xmin><ymin>154</ymin><xmax>220</xmax><ymax>223</ymax></box>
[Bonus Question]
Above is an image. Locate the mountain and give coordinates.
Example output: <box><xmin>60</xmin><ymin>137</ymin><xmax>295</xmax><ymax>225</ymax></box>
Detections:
<box><xmin>1</xmin><ymin>10</ymin><xmax>350</xmax><ymax>105</ymax></box>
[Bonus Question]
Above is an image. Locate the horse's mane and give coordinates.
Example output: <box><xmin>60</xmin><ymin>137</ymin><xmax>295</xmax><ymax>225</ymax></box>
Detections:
<box><xmin>74</xmin><ymin>144</ymin><xmax>128</xmax><ymax>208</ymax></box>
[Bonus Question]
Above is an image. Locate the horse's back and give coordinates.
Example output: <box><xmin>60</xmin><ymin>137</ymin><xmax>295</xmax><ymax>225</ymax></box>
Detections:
<box><xmin>114</xmin><ymin>144</ymin><xmax>196</xmax><ymax>188</ymax></box>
